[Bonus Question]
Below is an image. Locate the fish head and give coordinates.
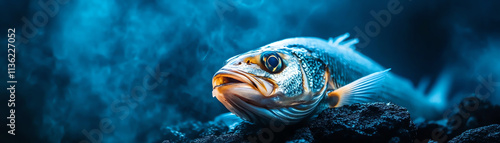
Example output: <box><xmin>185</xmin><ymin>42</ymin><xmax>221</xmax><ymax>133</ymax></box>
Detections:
<box><xmin>212</xmin><ymin>45</ymin><xmax>328</xmax><ymax>125</ymax></box>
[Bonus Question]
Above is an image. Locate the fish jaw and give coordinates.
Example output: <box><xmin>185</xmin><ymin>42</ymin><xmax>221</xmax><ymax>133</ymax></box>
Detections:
<box><xmin>212</xmin><ymin>83</ymin><xmax>318</xmax><ymax>125</ymax></box>
<box><xmin>211</xmin><ymin>68</ymin><xmax>275</xmax><ymax>121</ymax></box>
<box><xmin>212</xmin><ymin>83</ymin><xmax>267</xmax><ymax>123</ymax></box>
<box><xmin>213</xmin><ymin>68</ymin><xmax>275</xmax><ymax>99</ymax></box>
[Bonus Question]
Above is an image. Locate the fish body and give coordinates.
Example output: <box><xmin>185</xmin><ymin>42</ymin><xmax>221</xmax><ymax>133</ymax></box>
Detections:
<box><xmin>212</xmin><ymin>33</ymin><xmax>449</xmax><ymax>125</ymax></box>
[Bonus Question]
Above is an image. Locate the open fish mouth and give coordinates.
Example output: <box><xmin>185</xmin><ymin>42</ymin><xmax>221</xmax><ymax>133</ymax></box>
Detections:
<box><xmin>212</xmin><ymin>68</ymin><xmax>275</xmax><ymax>98</ymax></box>
<box><xmin>212</xmin><ymin>68</ymin><xmax>277</xmax><ymax>123</ymax></box>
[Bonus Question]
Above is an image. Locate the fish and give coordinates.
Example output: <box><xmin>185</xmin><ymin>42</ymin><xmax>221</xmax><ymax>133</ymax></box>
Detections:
<box><xmin>212</xmin><ymin>33</ymin><xmax>451</xmax><ymax>125</ymax></box>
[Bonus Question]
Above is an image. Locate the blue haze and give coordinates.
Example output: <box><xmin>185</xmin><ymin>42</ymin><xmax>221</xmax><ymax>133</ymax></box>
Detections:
<box><xmin>0</xmin><ymin>0</ymin><xmax>499</xmax><ymax>142</ymax></box>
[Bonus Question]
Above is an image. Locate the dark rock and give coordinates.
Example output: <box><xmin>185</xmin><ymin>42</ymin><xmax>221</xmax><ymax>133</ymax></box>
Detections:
<box><xmin>445</xmin><ymin>96</ymin><xmax>500</xmax><ymax>138</ymax></box>
<box><xmin>414</xmin><ymin>119</ymin><xmax>449</xmax><ymax>143</ymax></box>
<box><xmin>193</xmin><ymin>134</ymin><xmax>249</xmax><ymax>143</ymax></box>
<box><xmin>308</xmin><ymin>102</ymin><xmax>416</xmax><ymax>142</ymax></box>
<box><xmin>447</xmin><ymin>96</ymin><xmax>500</xmax><ymax>133</ymax></box>
<box><xmin>414</xmin><ymin>96</ymin><xmax>500</xmax><ymax>143</ymax></box>
<box><xmin>288</xmin><ymin>127</ymin><xmax>314</xmax><ymax>142</ymax></box>
<box><xmin>161</xmin><ymin>102</ymin><xmax>417</xmax><ymax>143</ymax></box>
<box><xmin>415</xmin><ymin>96</ymin><xmax>500</xmax><ymax>142</ymax></box>
<box><xmin>194</xmin><ymin>120</ymin><xmax>307</xmax><ymax>143</ymax></box>
<box><xmin>427</xmin><ymin>140</ymin><xmax>439</xmax><ymax>143</ymax></box>
<box><xmin>160</xmin><ymin>121</ymin><xmax>229</xmax><ymax>142</ymax></box>
<box><xmin>160</xmin><ymin>97</ymin><xmax>500</xmax><ymax>143</ymax></box>
<box><xmin>448</xmin><ymin>124</ymin><xmax>500</xmax><ymax>143</ymax></box>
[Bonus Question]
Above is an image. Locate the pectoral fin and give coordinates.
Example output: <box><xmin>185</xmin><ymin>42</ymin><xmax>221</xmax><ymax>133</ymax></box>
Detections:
<box><xmin>327</xmin><ymin>69</ymin><xmax>390</xmax><ymax>108</ymax></box>
<box><xmin>214</xmin><ymin>112</ymin><xmax>243</xmax><ymax>130</ymax></box>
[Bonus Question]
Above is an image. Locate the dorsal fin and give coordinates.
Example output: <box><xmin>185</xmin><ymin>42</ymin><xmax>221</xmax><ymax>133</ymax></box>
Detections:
<box><xmin>328</xmin><ymin>33</ymin><xmax>359</xmax><ymax>50</ymax></box>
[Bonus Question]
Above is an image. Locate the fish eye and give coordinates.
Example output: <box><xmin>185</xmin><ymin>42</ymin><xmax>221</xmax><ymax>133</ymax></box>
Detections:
<box><xmin>261</xmin><ymin>51</ymin><xmax>284</xmax><ymax>73</ymax></box>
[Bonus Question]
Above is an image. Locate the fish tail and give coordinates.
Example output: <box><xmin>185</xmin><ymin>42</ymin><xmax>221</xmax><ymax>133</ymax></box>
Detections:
<box><xmin>384</xmin><ymin>68</ymin><xmax>454</xmax><ymax>120</ymax></box>
<box><xmin>423</xmin><ymin>68</ymin><xmax>454</xmax><ymax>117</ymax></box>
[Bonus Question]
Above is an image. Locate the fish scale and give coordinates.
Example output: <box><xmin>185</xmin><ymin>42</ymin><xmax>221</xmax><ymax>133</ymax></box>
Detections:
<box><xmin>292</xmin><ymin>50</ymin><xmax>326</xmax><ymax>93</ymax></box>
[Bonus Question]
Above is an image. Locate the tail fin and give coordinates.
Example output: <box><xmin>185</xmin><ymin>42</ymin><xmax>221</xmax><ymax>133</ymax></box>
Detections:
<box><xmin>416</xmin><ymin>76</ymin><xmax>431</xmax><ymax>94</ymax></box>
<box><xmin>423</xmin><ymin>68</ymin><xmax>454</xmax><ymax>116</ymax></box>
<box><xmin>379</xmin><ymin>68</ymin><xmax>454</xmax><ymax>120</ymax></box>
<box><xmin>407</xmin><ymin>68</ymin><xmax>454</xmax><ymax>119</ymax></box>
